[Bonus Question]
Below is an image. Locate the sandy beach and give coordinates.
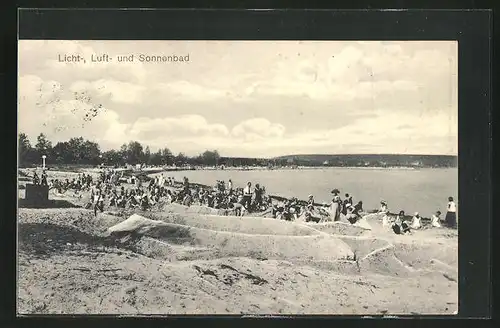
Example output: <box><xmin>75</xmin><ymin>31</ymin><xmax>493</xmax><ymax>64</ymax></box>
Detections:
<box><xmin>17</xmin><ymin>168</ymin><xmax>458</xmax><ymax>315</ymax></box>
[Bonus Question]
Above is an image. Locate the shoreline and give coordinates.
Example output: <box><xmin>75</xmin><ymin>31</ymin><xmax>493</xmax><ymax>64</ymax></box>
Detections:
<box><xmin>21</xmin><ymin>165</ymin><xmax>457</xmax><ymax>173</ymax></box>
<box><xmin>142</xmin><ymin>166</ymin><xmax>456</xmax><ymax>173</ymax></box>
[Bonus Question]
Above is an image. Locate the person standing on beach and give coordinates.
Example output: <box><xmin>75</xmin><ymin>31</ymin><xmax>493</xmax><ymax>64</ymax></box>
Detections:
<box><xmin>342</xmin><ymin>193</ymin><xmax>352</xmax><ymax>215</ymax></box>
<box><xmin>242</xmin><ymin>182</ymin><xmax>253</xmax><ymax>212</ymax></box>
<box><xmin>93</xmin><ymin>189</ymin><xmax>105</xmax><ymax>216</ymax></box>
<box><xmin>41</xmin><ymin>170</ymin><xmax>48</xmax><ymax>186</ymax></box>
<box><xmin>445</xmin><ymin>197</ymin><xmax>457</xmax><ymax>228</ymax></box>
<box><xmin>32</xmin><ymin>171</ymin><xmax>40</xmax><ymax>185</ymax></box>
<box><xmin>254</xmin><ymin>183</ymin><xmax>263</xmax><ymax>210</ymax></box>
<box><xmin>330</xmin><ymin>195</ymin><xmax>341</xmax><ymax>221</ymax></box>
<box><xmin>182</xmin><ymin>177</ymin><xmax>190</xmax><ymax>196</ymax></box>
<box><xmin>228</xmin><ymin>179</ymin><xmax>233</xmax><ymax>195</ymax></box>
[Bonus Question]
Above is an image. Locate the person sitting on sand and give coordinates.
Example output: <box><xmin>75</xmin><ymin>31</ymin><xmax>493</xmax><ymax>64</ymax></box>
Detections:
<box><xmin>230</xmin><ymin>201</ymin><xmax>244</xmax><ymax>216</ymax></box>
<box><xmin>140</xmin><ymin>193</ymin><xmax>150</xmax><ymax>211</ymax></box>
<box><xmin>317</xmin><ymin>203</ymin><xmax>330</xmax><ymax>219</ymax></box>
<box><xmin>127</xmin><ymin>192</ymin><xmax>139</xmax><ymax>208</ymax></box>
<box><xmin>342</xmin><ymin>193</ymin><xmax>352</xmax><ymax>215</ymax></box>
<box><xmin>282</xmin><ymin>202</ymin><xmax>293</xmax><ymax>221</ymax></box>
<box><xmin>400</xmin><ymin>222</ymin><xmax>411</xmax><ymax>234</ymax></box>
<box><xmin>183</xmin><ymin>192</ymin><xmax>193</xmax><ymax>207</ymax></box>
<box><xmin>116</xmin><ymin>194</ymin><xmax>126</xmax><ymax>208</ymax></box>
<box><xmin>273</xmin><ymin>200</ymin><xmax>286</xmax><ymax>220</ymax></box>
<box><xmin>411</xmin><ymin>212</ymin><xmax>422</xmax><ymax>229</ymax></box>
<box><xmin>291</xmin><ymin>198</ymin><xmax>300</xmax><ymax>218</ymax></box>
<box><xmin>392</xmin><ymin>210</ymin><xmax>410</xmax><ymax>234</ymax></box>
<box><xmin>305</xmin><ymin>211</ymin><xmax>321</xmax><ymax>223</ymax></box>
<box><xmin>345</xmin><ymin>205</ymin><xmax>359</xmax><ymax>224</ymax></box>
<box><xmin>266</xmin><ymin>196</ymin><xmax>273</xmax><ymax>210</ymax></box>
<box><xmin>271</xmin><ymin>202</ymin><xmax>280</xmax><ymax>219</ymax></box>
<box><xmin>378</xmin><ymin>200</ymin><xmax>388</xmax><ymax>213</ymax></box>
<box><xmin>344</xmin><ymin>202</ymin><xmax>363</xmax><ymax>224</ymax></box>
<box><xmin>75</xmin><ymin>179</ymin><xmax>82</xmax><ymax>191</ymax></box>
<box><xmin>191</xmin><ymin>188</ymin><xmax>199</xmax><ymax>204</ymax></box>
<box><xmin>353</xmin><ymin>201</ymin><xmax>363</xmax><ymax>214</ymax></box>
<box><xmin>307</xmin><ymin>195</ymin><xmax>315</xmax><ymax>211</ymax></box>
<box><xmin>148</xmin><ymin>178</ymin><xmax>155</xmax><ymax>191</ymax></box>
<box><xmin>395</xmin><ymin>210</ymin><xmax>404</xmax><ymax>225</ymax></box>
<box><xmin>431</xmin><ymin>211</ymin><xmax>442</xmax><ymax>227</ymax></box>
<box><xmin>165</xmin><ymin>190</ymin><xmax>173</xmax><ymax>204</ymax></box>
<box><xmin>213</xmin><ymin>191</ymin><xmax>222</xmax><ymax>209</ymax></box>
<box><xmin>289</xmin><ymin>206</ymin><xmax>298</xmax><ymax>221</ymax></box>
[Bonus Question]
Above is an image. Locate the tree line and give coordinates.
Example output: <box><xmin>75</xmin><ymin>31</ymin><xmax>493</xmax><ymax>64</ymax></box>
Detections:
<box><xmin>18</xmin><ymin>133</ymin><xmax>224</xmax><ymax>168</ymax></box>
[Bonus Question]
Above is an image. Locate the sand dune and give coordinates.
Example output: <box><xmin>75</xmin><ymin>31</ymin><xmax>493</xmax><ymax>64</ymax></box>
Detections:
<box><xmin>107</xmin><ymin>214</ymin><xmax>355</xmax><ymax>262</ymax></box>
<box><xmin>17</xmin><ymin>197</ymin><xmax>458</xmax><ymax>315</ymax></box>
<box><xmin>144</xmin><ymin>210</ymin><xmax>322</xmax><ymax>236</ymax></box>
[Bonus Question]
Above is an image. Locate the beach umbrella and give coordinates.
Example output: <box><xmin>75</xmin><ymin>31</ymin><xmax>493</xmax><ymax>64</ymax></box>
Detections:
<box><xmin>331</xmin><ymin>188</ymin><xmax>340</xmax><ymax>195</ymax></box>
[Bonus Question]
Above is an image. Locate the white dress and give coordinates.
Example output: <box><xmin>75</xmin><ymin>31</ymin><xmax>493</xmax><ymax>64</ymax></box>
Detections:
<box><xmin>379</xmin><ymin>205</ymin><xmax>388</xmax><ymax>213</ymax></box>
<box><xmin>411</xmin><ymin>216</ymin><xmax>422</xmax><ymax>229</ymax></box>
<box><xmin>382</xmin><ymin>215</ymin><xmax>389</xmax><ymax>226</ymax></box>
<box><xmin>431</xmin><ymin>215</ymin><xmax>441</xmax><ymax>227</ymax></box>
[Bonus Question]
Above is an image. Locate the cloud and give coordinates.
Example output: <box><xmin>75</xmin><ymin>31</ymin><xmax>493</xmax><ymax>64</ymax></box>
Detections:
<box><xmin>129</xmin><ymin>115</ymin><xmax>229</xmax><ymax>140</ymax></box>
<box><xmin>18</xmin><ymin>40</ymin><xmax>458</xmax><ymax>157</ymax></box>
<box><xmin>70</xmin><ymin>79</ymin><xmax>146</xmax><ymax>104</ymax></box>
<box><xmin>231</xmin><ymin>118</ymin><xmax>286</xmax><ymax>139</ymax></box>
<box><xmin>18</xmin><ymin>74</ymin><xmax>129</xmax><ymax>149</ymax></box>
<box><xmin>155</xmin><ymin>81</ymin><xmax>227</xmax><ymax>100</ymax></box>
<box><xmin>242</xmin><ymin>42</ymin><xmax>447</xmax><ymax>102</ymax></box>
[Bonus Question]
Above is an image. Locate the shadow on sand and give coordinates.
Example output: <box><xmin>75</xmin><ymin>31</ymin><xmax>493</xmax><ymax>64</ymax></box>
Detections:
<box><xmin>18</xmin><ymin>198</ymin><xmax>82</xmax><ymax>209</ymax></box>
<box><xmin>18</xmin><ymin>222</ymin><xmax>137</xmax><ymax>260</ymax></box>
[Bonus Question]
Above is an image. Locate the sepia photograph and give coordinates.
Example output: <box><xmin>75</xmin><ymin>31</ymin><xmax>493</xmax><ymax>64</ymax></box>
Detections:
<box><xmin>17</xmin><ymin>40</ymin><xmax>458</xmax><ymax>315</ymax></box>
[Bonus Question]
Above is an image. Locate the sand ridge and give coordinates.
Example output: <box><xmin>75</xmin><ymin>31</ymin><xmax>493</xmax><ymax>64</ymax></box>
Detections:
<box><xmin>18</xmin><ymin>197</ymin><xmax>458</xmax><ymax>315</ymax></box>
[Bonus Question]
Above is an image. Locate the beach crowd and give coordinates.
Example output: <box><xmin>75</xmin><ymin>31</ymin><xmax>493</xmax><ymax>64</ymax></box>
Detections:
<box><xmin>27</xmin><ymin>168</ymin><xmax>458</xmax><ymax>233</ymax></box>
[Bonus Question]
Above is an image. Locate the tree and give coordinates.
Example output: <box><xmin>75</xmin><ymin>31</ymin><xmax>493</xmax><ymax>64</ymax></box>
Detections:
<box><xmin>119</xmin><ymin>144</ymin><xmax>128</xmax><ymax>164</ymax></box>
<box><xmin>35</xmin><ymin>133</ymin><xmax>52</xmax><ymax>157</ymax></box>
<box><xmin>81</xmin><ymin>140</ymin><xmax>101</xmax><ymax>165</ymax></box>
<box><xmin>150</xmin><ymin>150</ymin><xmax>163</xmax><ymax>166</ymax></box>
<box><xmin>66</xmin><ymin>137</ymin><xmax>85</xmax><ymax>163</ymax></box>
<box><xmin>143</xmin><ymin>146</ymin><xmax>151</xmax><ymax>165</ymax></box>
<box><xmin>175</xmin><ymin>152</ymin><xmax>188</xmax><ymax>166</ymax></box>
<box><xmin>200</xmin><ymin>150</ymin><xmax>220</xmax><ymax>166</ymax></box>
<box><xmin>52</xmin><ymin>141</ymin><xmax>72</xmax><ymax>164</ymax></box>
<box><xmin>18</xmin><ymin>133</ymin><xmax>36</xmax><ymax>166</ymax></box>
<box><xmin>102</xmin><ymin>149</ymin><xmax>123</xmax><ymax>166</ymax></box>
<box><xmin>126</xmin><ymin>141</ymin><xmax>144</xmax><ymax>165</ymax></box>
<box><xmin>160</xmin><ymin>147</ymin><xmax>173</xmax><ymax>165</ymax></box>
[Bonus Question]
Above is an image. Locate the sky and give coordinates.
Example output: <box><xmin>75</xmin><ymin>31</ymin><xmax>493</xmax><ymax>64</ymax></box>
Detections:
<box><xmin>18</xmin><ymin>40</ymin><xmax>458</xmax><ymax>158</ymax></box>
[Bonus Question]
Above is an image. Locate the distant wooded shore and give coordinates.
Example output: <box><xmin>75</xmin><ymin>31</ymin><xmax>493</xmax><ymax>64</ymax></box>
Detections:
<box><xmin>18</xmin><ymin>133</ymin><xmax>457</xmax><ymax>169</ymax></box>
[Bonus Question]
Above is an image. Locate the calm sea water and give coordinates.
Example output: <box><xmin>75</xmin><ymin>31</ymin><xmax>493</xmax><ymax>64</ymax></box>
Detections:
<box><xmin>159</xmin><ymin>168</ymin><xmax>458</xmax><ymax>218</ymax></box>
